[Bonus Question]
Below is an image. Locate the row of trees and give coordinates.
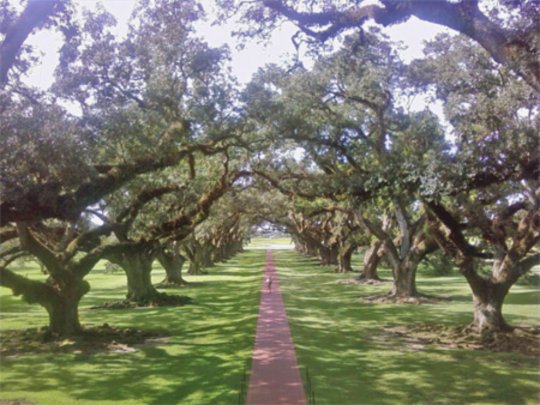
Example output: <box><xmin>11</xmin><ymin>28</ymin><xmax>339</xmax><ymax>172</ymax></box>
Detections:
<box><xmin>1</xmin><ymin>0</ymin><xmax>538</xmax><ymax>337</ymax></box>
<box><xmin>0</xmin><ymin>0</ymin><xmax>257</xmax><ymax>336</ymax></box>
<box><xmin>232</xmin><ymin>0</ymin><xmax>539</xmax><ymax>331</ymax></box>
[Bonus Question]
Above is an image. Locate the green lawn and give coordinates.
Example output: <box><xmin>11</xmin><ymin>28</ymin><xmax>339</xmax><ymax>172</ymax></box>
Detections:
<box><xmin>1</xmin><ymin>246</ymin><xmax>539</xmax><ymax>404</ymax></box>
<box><xmin>0</xmin><ymin>250</ymin><xmax>264</xmax><ymax>405</ymax></box>
<box><xmin>275</xmin><ymin>249</ymin><xmax>540</xmax><ymax>405</ymax></box>
<box><xmin>245</xmin><ymin>237</ymin><xmax>293</xmax><ymax>250</ymax></box>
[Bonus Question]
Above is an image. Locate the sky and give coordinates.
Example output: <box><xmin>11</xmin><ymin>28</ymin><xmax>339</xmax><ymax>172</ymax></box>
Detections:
<box><xmin>24</xmin><ymin>0</ymin><xmax>450</xmax><ymax>94</ymax></box>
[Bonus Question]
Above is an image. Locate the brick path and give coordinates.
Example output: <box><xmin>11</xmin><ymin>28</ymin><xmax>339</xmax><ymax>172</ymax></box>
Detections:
<box><xmin>246</xmin><ymin>250</ymin><xmax>307</xmax><ymax>405</ymax></box>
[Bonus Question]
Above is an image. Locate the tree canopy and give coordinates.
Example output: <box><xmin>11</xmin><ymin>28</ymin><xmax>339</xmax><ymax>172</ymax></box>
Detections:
<box><xmin>1</xmin><ymin>0</ymin><xmax>538</xmax><ymax>337</ymax></box>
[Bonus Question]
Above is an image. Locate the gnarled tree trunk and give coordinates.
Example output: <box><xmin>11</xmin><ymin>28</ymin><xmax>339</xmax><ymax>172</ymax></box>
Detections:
<box><xmin>46</xmin><ymin>279</ymin><xmax>89</xmax><ymax>336</ymax></box>
<box><xmin>186</xmin><ymin>244</ymin><xmax>213</xmax><ymax>275</ymax></box>
<box><xmin>472</xmin><ymin>285</ymin><xmax>511</xmax><ymax>332</ymax></box>
<box><xmin>390</xmin><ymin>260</ymin><xmax>419</xmax><ymax>297</ymax></box>
<box><xmin>357</xmin><ymin>241</ymin><xmax>383</xmax><ymax>281</ymax></box>
<box><xmin>1</xmin><ymin>266</ymin><xmax>90</xmax><ymax>337</ymax></box>
<box><xmin>336</xmin><ymin>244</ymin><xmax>355</xmax><ymax>273</ymax></box>
<box><xmin>110</xmin><ymin>248</ymin><xmax>159</xmax><ymax>303</ymax></box>
<box><xmin>155</xmin><ymin>242</ymin><xmax>187</xmax><ymax>288</ymax></box>
<box><xmin>461</xmin><ymin>260</ymin><xmax>513</xmax><ymax>332</ymax></box>
<box><xmin>318</xmin><ymin>245</ymin><xmax>338</xmax><ymax>266</ymax></box>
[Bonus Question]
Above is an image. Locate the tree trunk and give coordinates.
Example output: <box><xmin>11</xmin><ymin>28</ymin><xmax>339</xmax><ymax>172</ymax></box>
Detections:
<box><xmin>304</xmin><ymin>243</ymin><xmax>316</xmax><ymax>257</ymax></box>
<box><xmin>47</xmin><ymin>297</ymin><xmax>82</xmax><ymax>336</ymax></box>
<box><xmin>45</xmin><ymin>278</ymin><xmax>90</xmax><ymax>336</ymax></box>
<box><xmin>187</xmin><ymin>248</ymin><xmax>205</xmax><ymax>275</ymax></box>
<box><xmin>188</xmin><ymin>259</ymin><xmax>201</xmax><ymax>275</ymax></box>
<box><xmin>318</xmin><ymin>246</ymin><xmax>338</xmax><ymax>266</ymax></box>
<box><xmin>111</xmin><ymin>250</ymin><xmax>159</xmax><ymax>302</ymax></box>
<box><xmin>336</xmin><ymin>244</ymin><xmax>355</xmax><ymax>273</ymax></box>
<box><xmin>201</xmin><ymin>246</ymin><xmax>214</xmax><ymax>268</ymax></box>
<box><xmin>187</xmin><ymin>245</ymin><xmax>213</xmax><ymax>275</ymax></box>
<box><xmin>472</xmin><ymin>286</ymin><xmax>511</xmax><ymax>332</ymax></box>
<box><xmin>293</xmin><ymin>239</ymin><xmax>309</xmax><ymax>255</ymax></box>
<box><xmin>156</xmin><ymin>244</ymin><xmax>187</xmax><ymax>288</ymax></box>
<box><xmin>357</xmin><ymin>241</ymin><xmax>383</xmax><ymax>281</ymax></box>
<box><xmin>234</xmin><ymin>240</ymin><xmax>244</xmax><ymax>253</ymax></box>
<box><xmin>390</xmin><ymin>259</ymin><xmax>419</xmax><ymax>297</ymax></box>
<box><xmin>0</xmin><ymin>254</ymin><xmax>90</xmax><ymax>337</ymax></box>
<box><xmin>211</xmin><ymin>246</ymin><xmax>223</xmax><ymax>263</ymax></box>
<box><xmin>126</xmin><ymin>261</ymin><xmax>157</xmax><ymax>301</ymax></box>
<box><xmin>461</xmin><ymin>261</ymin><xmax>513</xmax><ymax>332</ymax></box>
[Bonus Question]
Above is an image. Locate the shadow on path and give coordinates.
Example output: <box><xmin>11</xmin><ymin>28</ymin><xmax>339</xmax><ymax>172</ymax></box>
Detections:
<box><xmin>246</xmin><ymin>250</ymin><xmax>307</xmax><ymax>405</ymax></box>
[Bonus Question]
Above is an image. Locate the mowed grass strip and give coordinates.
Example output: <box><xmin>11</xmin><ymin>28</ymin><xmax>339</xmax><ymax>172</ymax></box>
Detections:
<box><xmin>0</xmin><ymin>249</ymin><xmax>264</xmax><ymax>405</ymax></box>
<box><xmin>274</xmin><ymin>249</ymin><xmax>540</xmax><ymax>405</ymax></box>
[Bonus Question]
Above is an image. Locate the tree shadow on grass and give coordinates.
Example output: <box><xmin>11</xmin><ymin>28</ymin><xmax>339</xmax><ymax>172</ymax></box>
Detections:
<box><xmin>272</xmin><ymin>249</ymin><xmax>540</xmax><ymax>405</ymax></box>
<box><xmin>0</xmin><ymin>249</ymin><xmax>266</xmax><ymax>404</ymax></box>
<box><xmin>1</xmin><ymin>343</ymin><xmax>251</xmax><ymax>404</ymax></box>
<box><xmin>287</xmin><ymin>298</ymin><xmax>539</xmax><ymax>405</ymax></box>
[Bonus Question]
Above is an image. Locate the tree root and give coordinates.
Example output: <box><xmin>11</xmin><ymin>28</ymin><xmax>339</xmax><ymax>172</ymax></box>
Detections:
<box><xmin>379</xmin><ymin>323</ymin><xmax>540</xmax><ymax>357</ymax></box>
<box><xmin>154</xmin><ymin>280</ymin><xmax>189</xmax><ymax>289</ymax></box>
<box><xmin>337</xmin><ymin>278</ymin><xmax>388</xmax><ymax>285</ymax></box>
<box><xmin>0</xmin><ymin>324</ymin><xmax>167</xmax><ymax>357</ymax></box>
<box><xmin>91</xmin><ymin>293</ymin><xmax>192</xmax><ymax>309</ymax></box>
<box><xmin>359</xmin><ymin>293</ymin><xmax>451</xmax><ymax>304</ymax></box>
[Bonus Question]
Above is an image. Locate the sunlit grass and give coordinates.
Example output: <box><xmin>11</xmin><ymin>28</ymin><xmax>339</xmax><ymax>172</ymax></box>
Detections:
<box><xmin>0</xmin><ymin>250</ymin><xmax>264</xmax><ymax>404</ymax></box>
<box><xmin>275</xmin><ymin>250</ymin><xmax>540</xmax><ymax>405</ymax></box>
<box><xmin>245</xmin><ymin>237</ymin><xmax>293</xmax><ymax>250</ymax></box>
<box><xmin>2</xmin><ymin>244</ymin><xmax>538</xmax><ymax>404</ymax></box>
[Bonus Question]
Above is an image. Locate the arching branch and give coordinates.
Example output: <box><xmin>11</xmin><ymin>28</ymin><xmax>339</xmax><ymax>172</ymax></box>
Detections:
<box><xmin>0</xmin><ymin>0</ymin><xmax>62</xmax><ymax>85</ymax></box>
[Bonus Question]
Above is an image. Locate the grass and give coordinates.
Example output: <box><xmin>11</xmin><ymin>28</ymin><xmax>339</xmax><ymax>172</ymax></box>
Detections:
<box><xmin>0</xmin><ymin>250</ymin><xmax>264</xmax><ymax>405</ymax></box>
<box><xmin>275</xmin><ymin>249</ymin><xmax>540</xmax><ymax>405</ymax></box>
<box><xmin>1</xmin><ymin>244</ymin><xmax>539</xmax><ymax>404</ymax></box>
<box><xmin>245</xmin><ymin>237</ymin><xmax>293</xmax><ymax>250</ymax></box>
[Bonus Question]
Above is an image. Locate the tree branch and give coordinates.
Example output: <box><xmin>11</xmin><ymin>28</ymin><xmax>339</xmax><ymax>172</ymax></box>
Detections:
<box><xmin>0</xmin><ymin>266</ymin><xmax>55</xmax><ymax>306</ymax></box>
<box><xmin>264</xmin><ymin>0</ymin><xmax>540</xmax><ymax>92</ymax></box>
<box><xmin>16</xmin><ymin>223</ymin><xmax>64</xmax><ymax>275</ymax></box>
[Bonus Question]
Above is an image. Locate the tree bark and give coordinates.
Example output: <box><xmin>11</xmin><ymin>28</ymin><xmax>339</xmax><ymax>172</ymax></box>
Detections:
<box><xmin>357</xmin><ymin>241</ymin><xmax>383</xmax><ymax>280</ymax></box>
<box><xmin>0</xmin><ymin>266</ymin><xmax>90</xmax><ymax>336</ymax></box>
<box><xmin>461</xmin><ymin>260</ymin><xmax>513</xmax><ymax>332</ymax></box>
<box><xmin>471</xmin><ymin>285</ymin><xmax>511</xmax><ymax>332</ymax></box>
<box><xmin>390</xmin><ymin>260</ymin><xmax>418</xmax><ymax>297</ymax></box>
<box><xmin>186</xmin><ymin>244</ymin><xmax>212</xmax><ymax>275</ymax></box>
<box><xmin>188</xmin><ymin>260</ymin><xmax>200</xmax><ymax>275</ymax></box>
<box><xmin>318</xmin><ymin>245</ymin><xmax>338</xmax><ymax>266</ymax></box>
<box><xmin>110</xmin><ymin>249</ymin><xmax>159</xmax><ymax>302</ymax></box>
<box><xmin>336</xmin><ymin>244</ymin><xmax>355</xmax><ymax>273</ymax></box>
<box><xmin>46</xmin><ymin>280</ymin><xmax>89</xmax><ymax>336</ymax></box>
<box><xmin>155</xmin><ymin>243</ymin><xmax>187</xmax><ymax>287</ymax></box>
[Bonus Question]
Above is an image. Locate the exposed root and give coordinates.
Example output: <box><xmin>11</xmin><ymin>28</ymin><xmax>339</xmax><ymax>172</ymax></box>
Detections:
<box><xmin>360</xmin><ymin>293</ymin><xmax>451</xmax><ymax>304</ymax></box>
<box><xmin>154</xmin><ymin>280</ymin><xmax>189</xmax><ymax>289</ymax></box>
<box><xmin>91</xmin><ymin>293</ymin><xmax>192</xmax><ymax>309</ymax></box>
<box><xmin>0</xmin><ymin>324</ymin><xmax>167</xmax><ymax>357</ymax></box>
<box><xmin>337</xmin><ymin>278</ymin><xmax>388</xmax><ymax>285</ymax></box>
<box><xmin>378</xmin><ymin>323</ymin><xmax>540</xmax><ymax>357</ymax></box>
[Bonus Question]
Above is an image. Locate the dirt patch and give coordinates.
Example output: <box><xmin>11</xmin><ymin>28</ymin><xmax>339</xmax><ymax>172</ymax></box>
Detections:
<box><xmin>91</xmin><ymin>293</ymin><xmax>191</xmax><ymax>309</ymax></box>
<box><xmin>338</xmin><ymin>278</ymin><xmax>388</xmax><ymax>286</ymax></box>
<box><xmin>379</xmin><ymin>324</ymin><xmax>540</xmax><ymax>357</ymax></box>
<box><xmin>360</xmin><ymin>294</ymin><xmax>451</xmax><ymax>304</ymax></box>
<box><xmin>0</xmin><ymin>324</ymin><xmax>167</xmax><ymax>357</ymax></box>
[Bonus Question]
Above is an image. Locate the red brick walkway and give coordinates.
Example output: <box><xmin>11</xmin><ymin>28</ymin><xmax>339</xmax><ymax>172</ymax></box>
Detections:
<box><xmin>246</xmin><ymin>250</ymin><xmax>307</xmax><ymax>405</ymax></box>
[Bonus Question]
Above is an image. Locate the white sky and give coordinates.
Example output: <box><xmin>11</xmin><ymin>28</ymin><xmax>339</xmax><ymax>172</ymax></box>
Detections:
<box><xmin>24</xmin><ymin>0</ymin><xmax>450</xmax><ymax>92</ymax></box>
<box><xmin>20</xmin><ymin>0</ymin><xmax>453</xmax><ymax>163</ymax></box>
